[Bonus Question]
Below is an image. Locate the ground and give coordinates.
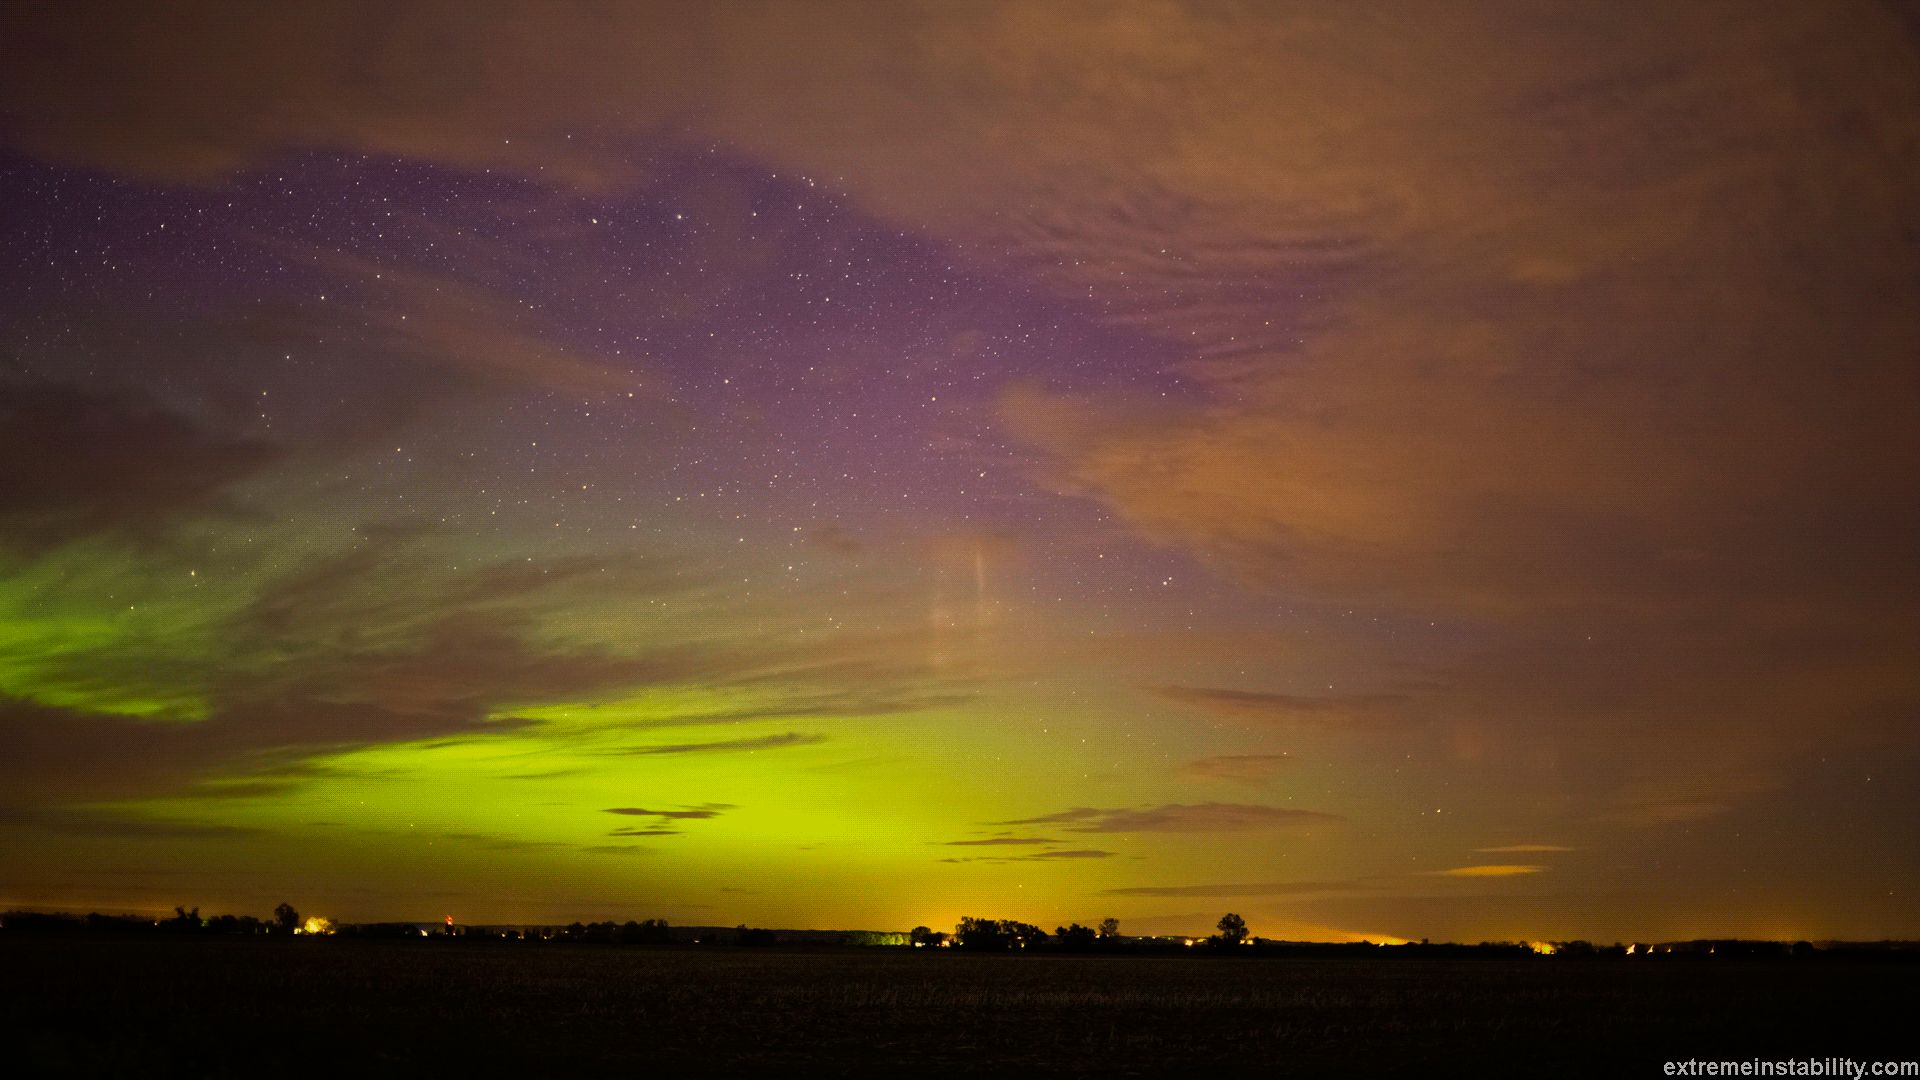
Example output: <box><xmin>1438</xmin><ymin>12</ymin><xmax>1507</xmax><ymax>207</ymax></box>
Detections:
<box><xmin>2</xmin><ymin>938</ymin><xmax>1912</xmax><ymax>1076</ymax></box>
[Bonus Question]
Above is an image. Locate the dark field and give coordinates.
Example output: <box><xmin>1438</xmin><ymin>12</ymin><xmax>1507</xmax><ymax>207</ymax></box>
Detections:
<box><xmin>3</xmin><ymin>938</ymin><xmax>1913</xmax><ymax>1077</ymax></box>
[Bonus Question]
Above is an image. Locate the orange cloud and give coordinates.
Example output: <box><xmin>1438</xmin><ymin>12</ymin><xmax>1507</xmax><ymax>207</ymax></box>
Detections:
<box><xmin>1430</xmin><ymin>865</ymin><xmax>1545</xmax><ymax>878</ymax></box>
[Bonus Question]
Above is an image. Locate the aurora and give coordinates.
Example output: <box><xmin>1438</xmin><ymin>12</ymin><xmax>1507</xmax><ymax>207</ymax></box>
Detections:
<box><xmin>2</xmin><ymin>1</ymin><xmax>1916</xmax><ymax>946</ymax></box>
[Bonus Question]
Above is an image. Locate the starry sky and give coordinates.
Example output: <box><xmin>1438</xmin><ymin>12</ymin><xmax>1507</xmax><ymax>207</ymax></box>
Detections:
<box><xmin>2</xmin><ymin>2</ymin><xmax>1917</xmax><ymax>941</ymax></box>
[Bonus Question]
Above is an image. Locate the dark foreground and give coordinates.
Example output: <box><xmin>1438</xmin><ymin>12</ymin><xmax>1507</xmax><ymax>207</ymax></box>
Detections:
<box><xmin>3</xmin><ymin>938</ymin><xmax>1913</xmax><ymax>1077</ymax></box>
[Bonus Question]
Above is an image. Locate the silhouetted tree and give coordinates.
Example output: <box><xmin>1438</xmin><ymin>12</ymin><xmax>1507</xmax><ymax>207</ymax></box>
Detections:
<box><xmin>1213</xmin><ymin>912</ymin><xmax>1249</xmax><ymax>947</ymax></box>
<box><xmin>909</xmin><ymin>925</ymin><xmax>937</xmax><ymax>947</ymax></box>
<box><xmin>273</xmin><ymin>902</ymin><xmax>299</xmax><ymax>933</ymax></box>
<box><xmin>955</xmin><ymin>916</ymin><xmax>1006</xmax><ymax>950</ymax></box>
<box><xmin>1098</xmin><ymin>917</ymin><xmax>1121</xmax><ymax>940</ymax></box>
<box><xmin>1056</xmin><ymin>923</ymin><xmax>1097</xmax><ymax>950</ymax></box>
<box><xmin>956</xmin><ymin>917</ymin><xmax>1048</xmax><ymax>950</ymax></box>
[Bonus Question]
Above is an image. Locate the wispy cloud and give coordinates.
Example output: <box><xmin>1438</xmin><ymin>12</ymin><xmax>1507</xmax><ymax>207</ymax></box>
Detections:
<box><xmin>1103</xmin><ymin>881</ymin><xmax>1362</xmax><ymax>898</ymax></box>
<box><xmin>497</xmin><ymin>769</ymin><xmax>587</xmax><ymax>782</ymax></box>
<box><xmin>997</xmin><ymin>803</ymin><xmax>1339</xmax><ymax>833</ymax></box>
<box><xmin>437</xmin><ymin>831</ymin><xmax>566</xmax><ymax>852</ymax></box>
<box><xmin>1179</xmin><ymin>754</ymin><xmax>1292</xmax><ymax>786</ymax></box>
<box><xmin>2</xmin><ymin>808</ymin><xmax>265</xmax><ymax>841</ymax></box>
<box><xmin>0</xmin><ymin>383</ymin><xmax>278</xmax><ymax>554</ymax></box>
<box><xmin>1428</xmin><ymin>865</ymin><xmax>1545</xmax><ymax>878</ymax></box>
<box><xmin>939</xmin><ymin>848</ymin><xmax>1117</xmax><ymax>864</ymax></box>
<box><xmin>602</xmin><ymin>803</ymin><xmax>734</xmax><ymax>821</ymax></box>
<box><xmin>1156</xmin><ymin>687</ymin><xmax>1414</xmax><ymax>731</ymax></box>
<box><xmin>607</xmin><ymin>732</ymin><xmax>825</xmax><ymax>755</ymax></box>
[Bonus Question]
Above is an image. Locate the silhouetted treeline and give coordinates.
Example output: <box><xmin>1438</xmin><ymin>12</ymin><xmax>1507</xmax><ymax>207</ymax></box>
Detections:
<box><xmin>5</xmin><ymin>908</ymin><xmax>1915</xmax><ymax>960</ymax></box>
<box><xmin>558</xmin><ymin>919</ymin><xmax>672</xmax><ymax>944</ymax></box>
<box><xmin>0</xmin><ymin>908</ymin><xmax>279</xmax><ymax>937</ymax></box>
<box><xmin>918</xmin><ymin>915</ymin><xmax>1920</xmax><ymax>961</ymax></box>
<box><xmin>0</xmin><ymin>911</ymin><xmax>882</xmax><ymax>949</ymax></box>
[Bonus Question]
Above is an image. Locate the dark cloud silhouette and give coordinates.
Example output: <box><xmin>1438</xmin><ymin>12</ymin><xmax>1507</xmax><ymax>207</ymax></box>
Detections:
<box><xmin>438</xmin><ymin>831</ymin><xmax>566</xmax><ymax>852</ymax></box>
<box><xmin>0</xmin><ymin>382</ymin><xmax>277</xmax><ymax>551</ymax></box>
<box><xmin>610</xmin><ymin>691</ymin><xmax>966</xmax><ymax>730</ymax></box>
<box><xmin>1157</xmin><ymin>687</ymin><xmax>1416</xmax><ymax>731</ymax></box>
<box><xmin>939</xmin><ymin>848</ymin><xmax>1117</xmax><ymax>864</ymax></box>
<box><xmin>607</xmin><ymin>732</ymin><xmax>825</xmax><ymax>756</ymax></box>
<box><xmin>51</xmin><ymin>820</ymin><xmax>261</xmax><ymax>840</ymax></box>
<box><xmin>1</xmin><ymin>808</ymin><xmax>264</xmax><ymax>840</ymax></box>
<box><xmin>0</xmin><ymin>695</ymin><xmax>536</xmax><ymax>812</ymax></box>
<box><xmin>999</xmin><ymin>803</ymin><xmax>1339</xmax><ymax>834</ymax></box>
<box><xmin>603</xmin><ymin>804</ymin><xmax>734</xmax><ymax>821</ymax></box>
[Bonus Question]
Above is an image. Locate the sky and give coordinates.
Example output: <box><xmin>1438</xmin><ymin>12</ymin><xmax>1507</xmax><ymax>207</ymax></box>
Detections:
<box><xmin>1</xmin><ymin>1</ymin><xmax>1917</xmax><ymax>942</ymax></box>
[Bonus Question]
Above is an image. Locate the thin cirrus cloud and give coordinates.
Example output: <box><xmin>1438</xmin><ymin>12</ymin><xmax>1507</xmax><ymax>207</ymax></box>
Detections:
<box><xmin>1473</xmin><ymin>844</ymin><xmax>1575</xmax><ymax>854</ymax></box>
<box><xmin>1155</xmin><ymin>687</ymin><xmax>1416</xmax><ymax>731</ymax></box>
<box><xmin>605</xmin><ymin>733</ymin><xmax>826</xmax><ymax>756</ymax></box>
<box><xmin>939</xmin><ymin>849</ymin><xmax>1117</xmax><ymax>864</ymax></box>
<box><xmin>1103</xmin><ymin>881</ymin><xmax>1363</xmax><ymax>898</ymax></box>
<box><xmin>1179</xmin><ymin>754</ymin><xmax>1293</xmax><ymax>786</ymax></box>
<box><xmin>438</xmin><ymin>832</ymin><xmax>566</xmax><ymax>853</ymax></box>
<box><xmin>997</xmin><ymin>803</ymin><xmax>1339</xmax><ymax>834</ymax></box>
<box><xmin>0</xmin><ymin>383</ymin><xmax>279</xmax><ymax>554</ymax></box>
<box><xmin>2</xmin><ymin>808</ymin><xmax>265</xmax><ymax>841</ymax></box>
<box><xmin>298</xmin><ymin>253</ymin><xmax>658</xmax><ymax>400</ymax></box>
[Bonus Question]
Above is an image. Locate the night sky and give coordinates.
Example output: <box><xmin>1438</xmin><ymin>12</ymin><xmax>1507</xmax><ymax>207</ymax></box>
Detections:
<box><xmin>3</xmin><ymin>2</ymin><xmax>1917</xmax><ymax>942</ymax></box>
